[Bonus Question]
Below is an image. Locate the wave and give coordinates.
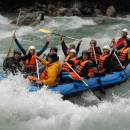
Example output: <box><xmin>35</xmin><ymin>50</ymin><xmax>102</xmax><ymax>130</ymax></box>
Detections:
<box><xmin>0</xmin><ymin>75</ymin><xmax>130</xmax><ymax>130</ymax></box>
<box><xmin>43</xmin><ymin>16</ymin><xmax>96</xmax><ymax>31</ymax></box>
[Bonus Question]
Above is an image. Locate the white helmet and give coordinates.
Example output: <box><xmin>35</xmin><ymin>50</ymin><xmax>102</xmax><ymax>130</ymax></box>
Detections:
<box><xmin>29</xmin><ymin>46</ymin><xmax>36</xmax><ymax>50</ymax></box>
<box><xmin>103</xmin><ymin>45</ymin><xmax>111</xmax><ymax>51</ymax></box>
<box><xmin>122</xmin><ymin>28</ymin><xmax>128</xmax><ymax>34</ymax></box>
<box><xmin>70</xmin><ymin>49</ymin><xmax>76</xmax><ymax>54</ymax></box>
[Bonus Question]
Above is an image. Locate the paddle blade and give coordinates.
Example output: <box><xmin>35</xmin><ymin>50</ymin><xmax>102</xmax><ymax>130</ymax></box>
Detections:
<box><xmin>38</xmin><ymin>29</ymin><xmax>51</xmax><ymax>34</ymax></box>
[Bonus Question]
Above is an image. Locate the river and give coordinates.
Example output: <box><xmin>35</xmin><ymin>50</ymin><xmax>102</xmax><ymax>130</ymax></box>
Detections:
<box><xmin>0</xmin><ymin>14</ymin><xmax>130</xmax><ymax>130</ymax></box>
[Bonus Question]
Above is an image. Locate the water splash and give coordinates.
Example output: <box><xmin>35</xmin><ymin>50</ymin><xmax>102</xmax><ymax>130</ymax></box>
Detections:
<box><xmin>0</xmin><ymin>75</ymin><xmax>130</xmax><ymax>130</ymax></box>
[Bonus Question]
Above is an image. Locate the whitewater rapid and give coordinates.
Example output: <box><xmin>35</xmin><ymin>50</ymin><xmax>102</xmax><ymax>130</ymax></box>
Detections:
<box><xmin>0</xmin><ymin>14</ymin><xmax>130</xmax><ymax>130</ymax></box>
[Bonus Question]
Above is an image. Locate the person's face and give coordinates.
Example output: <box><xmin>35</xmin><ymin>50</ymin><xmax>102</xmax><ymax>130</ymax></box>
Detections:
<box><xmin>82</xmin><ymin>53</ymin><xmax>88</xmax><ymax>60</ymax></box>
<box><xmin>121</xmin><ymin>31</ymin><xmax>127</xmax><ymax>37</ymax></box>
<box><xmin>103</xmin><ymin>49</ymin><xmax>110</xmax><ymax>55</ymax></box>
<box><xmin>29</xmin><ymin>49</ymin><xmax>35</xmax><ymax>55</ymax></box>
<box><xmin>50</xmin><ymin>49</ymin><xmax>56</xmax><ymax>54</ymax></box>
<box><xmin>90</xmin><ymin>40</ymin><xmax>96</xmax><ymax>47</ymax></box>
<box><xmin>69</xmin><ymin>52</ymin><xmax>75</xmax><ymax>57</ymax></box>
<box><xmin>14</xmin><ymin>53</ymin><xmax>20</xmax><ymax>59</ymax></box>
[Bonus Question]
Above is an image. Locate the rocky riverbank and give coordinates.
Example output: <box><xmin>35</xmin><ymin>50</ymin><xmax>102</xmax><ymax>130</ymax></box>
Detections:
<box><xmin>1</xmin><ymin>0</ymin><xmax>129</xmax><ymax>26</ymax></box>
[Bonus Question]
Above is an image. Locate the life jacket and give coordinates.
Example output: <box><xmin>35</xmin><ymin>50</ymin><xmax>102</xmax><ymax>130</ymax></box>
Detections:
<box><xmin>119</xmin><ymin>47</ymin><xmax>130</xmax><ymax>62</ymax></box>
<box><xmin>25</xmin><ymin>55</ymin><xmax>37</xmax><ymax>70</ymax></box>
<box><xmin>40</xmin><ymin>67</ymin><xmax>48</xmax><ymax>80</ymax></box>
<box><xmin>89</xmin><ymin>47</ymin><xmax>100</xmax><ymax>62</ymax></box>
<box><xmin>62</xmin><ymin>55</ymin><xmax>77</xmax><ymax>72</ymax></box>
<box><xmin>76</xmin><ymin>59</ymin><xmax>94</xmax><ymax>78</ymax></box>
<box><xmin>116</xmin><ymin>37</ymin><xmax>126</xmax><ymax>48</ymax></box>
<box><xmin>98</xmin><ymin>54</ymin><xmax>109</xmax><ymax>74</ymax></box>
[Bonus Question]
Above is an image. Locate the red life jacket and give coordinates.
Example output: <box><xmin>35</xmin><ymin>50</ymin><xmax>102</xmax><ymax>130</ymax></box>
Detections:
<box><xmin>119</xmin><ymin>47</ymin><xmax>130</xmax><ymax>62</ymax></box>
<box><xmin>25</xmin><ymin>55</ymin><xmax>37</xmax><ymax>70</ymax></box>
<box><xmin>88</xmin><ymin>47</ymin><xmax>100</xmax><ymax>62</ymax></box>
<box><xmin>116</xmin><ymin>37</ymin><xmax>126</xmax><ymax>48</ymax></box>
<box><xmin>62</xmin><ymin>55</ymin><xmax>77</xmax><ymax>72</ymax></box>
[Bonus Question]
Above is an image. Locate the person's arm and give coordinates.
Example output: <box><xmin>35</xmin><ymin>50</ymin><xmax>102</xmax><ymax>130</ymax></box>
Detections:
<box><xmin>13</xmin><ymin>33</ymin><xmax>26</xmax><ymax>55</ymax></box>
<box><xmin>37</xmin><ymin>41</ymin><xmax>49</xmax><ymax>56</ymax></box>
<box><xmin>60</xmin><ymin>36</ymin><xmax>68</xmax><ymax>56</ymax></box>
<box><xmin>76</xmin><ymin>40</ymin><xmax>82</xmax><ymax>55</ymax></box>
<box><xmin>95</xmin><ymin>47</ymin><xmax>102</xmax><ymax>55</ymax></box>
<box><xmin>40</xmin><ymin>59</ymin><xmax>49</xmax><ymax>66</ymax></box>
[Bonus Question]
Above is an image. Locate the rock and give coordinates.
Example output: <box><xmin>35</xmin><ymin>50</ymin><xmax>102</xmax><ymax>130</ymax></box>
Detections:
<box><xmin>81</xmin><ymin>7</ymin><xmax>93</xmax><ymax>15</ymax></box>
<box><xmin>57</xmin><ymin>7</ymin><xmax>67</xmax><ymax>16</ymax></box>
<box><xmin>94</xmin><ymin>9</ymin><xmax>102</xmax><ymax>15</ymax></box>
<box><xmin>11</xmin><ymin>11</ymin><xmax>44</xmax><ymax>26</ymax></box>
<box><xmin>106</xmin><ymin>5</ymin><xmax>117</xmax><ymax>17</ymax></box>
<box><xmin>65</xmin><ymin>9</ymin><xmax>74</xmax><ymax>16</ymax></box>
<box><xmin>72</xmin><ymin>7</ymin><xmax>81</xmax><ymax>16</ymax></box>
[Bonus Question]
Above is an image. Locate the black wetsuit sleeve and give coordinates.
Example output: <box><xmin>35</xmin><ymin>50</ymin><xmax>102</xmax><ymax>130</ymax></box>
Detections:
<box><xmin>95</xmin><ymin>47</ymin><xmax>102</xmax><ymax>55</ymax></box>
<box><xmin>37</xmin><ymin>41</ymin><xmax>49</xmax><ymax>56</ymax></box>
<box><xmin>76</xmin><ymin>42</ymin><xmax>81</xmax><ymax>55</ymax></box>
<box><xmin>14</xmin><ymin>38</ymin><xmax>26</xmax><ymax>55</ymax></box>
<box><xmin>61</xmin><ymin>41</ymin><xmax>68</xmax><ymax>56</ymax></box>
<box><xmin>104</xmin><ymin>57</ymin><xmax>112</xmax><ymax>73</ymax></box>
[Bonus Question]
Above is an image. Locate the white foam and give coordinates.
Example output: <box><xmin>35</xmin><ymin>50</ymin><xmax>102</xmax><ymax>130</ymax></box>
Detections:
<box><xmin>44</xmin><ymin>16</ymin><xmax>96</xmax><ymax>31</ymax></box>
<box><xmin>0</xmin><ymin>75</ymin><xmax>130</xmax><ymax>130</ymax></box>
<box><xmin>0</xmin><ymin>14</ymin><xmax>10</xmax><ymax>25</ymax></box>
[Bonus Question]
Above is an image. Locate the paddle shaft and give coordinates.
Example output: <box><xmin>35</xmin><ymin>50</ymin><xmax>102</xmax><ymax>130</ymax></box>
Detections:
<box><xmin>92</xmin><ymin>46</ymin><xmax>106</xmax><ymax>94</ymax></box>
<box><xmin>6</xmin><ymin>10</ymin><xmax>22</xmax><ymax>57</ymax></box>
<box><xmin>65</xmin><ymin>62</ymin><xmax>101</xmax><ymax>100</ymax></box>
<box><xmin>36</xmin><ymin>59</ymin><xmax>40</xmax><ymax>80</ymax></box>
<box><xmin>51</xmin><ymin>33</ymin><xmax>80</xmax><ymax>41</ymax></box>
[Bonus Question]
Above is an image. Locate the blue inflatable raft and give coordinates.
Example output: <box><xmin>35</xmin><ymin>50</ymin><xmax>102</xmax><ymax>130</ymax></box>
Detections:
<box><xmin>27</xmin><ymin>63</ymin><xmax>130</xmax><ymax>96</ymax></box>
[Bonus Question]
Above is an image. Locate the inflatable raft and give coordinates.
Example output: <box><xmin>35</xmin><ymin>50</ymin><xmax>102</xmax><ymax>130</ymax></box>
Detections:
<box><xmin>27</xmin><ymin>63</ymin><xmax>130</xmax><ymax>96</ymax></box>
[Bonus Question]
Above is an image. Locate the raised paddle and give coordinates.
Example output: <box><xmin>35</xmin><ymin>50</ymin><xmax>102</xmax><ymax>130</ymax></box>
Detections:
<box><xmin>38</xmin><ymin>29</ymin><xmax>80</xmax><ymax>41</ymax></box>
<box><xmin>65</xmin><ymin>62</ymin><xmax>102</xmax><ymax>101</ymax></box>
<box><xmin>6</xmin><ymin>9</ymin><xmax>22</xmax><ymax>58</ymax></box>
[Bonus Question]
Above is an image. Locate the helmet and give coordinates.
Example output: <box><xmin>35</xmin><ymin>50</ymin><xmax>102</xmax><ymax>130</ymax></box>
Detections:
<box><xmin>29</xmin><ymin>46</ymin><xmax>36</xmax><ymax>50</ymax></box>
<box><xmin>103</xmin><ymin>45</ymin><xmax>111</xmax><ymax>51</ymax></box>
<box><xmin>122</xmin><ymin>28</ymin><xmax>128</xmax><ymax>34</ymax></box>
<box><xmin>70</xmin><ymin>49</ymin><xmax>76</xmax><ymax>54</ymax></box>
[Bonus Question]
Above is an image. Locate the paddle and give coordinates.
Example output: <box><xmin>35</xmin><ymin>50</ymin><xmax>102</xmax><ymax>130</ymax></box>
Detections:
<box><xmin>38</xmin><ymin>29</ymin><xmax>80</xmax><ymax>41</ymax></box>
<box><xmin>92</xmin><ymin>45</ymin><xmax>106</xmax><ymax>94</ymax></box>
<box><xmin>113</xmin><ymin>50</ymin><xmax>129</xmax><ymax>79</ymax></box>
<box><xmin>65</xmin><ymin>62</ymin><xmax>102</xmax><ymax>101</ymax></box>
<box><xmin>36</xmin><ymin>59</ymin><xmax>40</xmax><ymax>80</ymax></box>
<box><xmin>6</xmin><ymin>9</ymin><xmax>22</xmax><ymax>58</ymax></box>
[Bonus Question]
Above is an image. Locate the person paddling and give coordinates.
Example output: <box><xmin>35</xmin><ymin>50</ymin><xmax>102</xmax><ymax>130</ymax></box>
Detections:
<box><xmin>70</xmin><ymin>50</ymin><xmax>94</xmax><ymax>80</ymax></box>
<box><xmin>3</xmin><ymin>50</ymin><xmax>23</xmax><ymax>75</ymax></box>
<box><xmin>88</xmin><ymin>40</ymin><xmax>102</xmax><ymax>65</ymax></box>
<box><xmin>28</xmin><ymin>53</ymin><xmax>61</xmax><ymax>87</ymax></box>
<box><xmin>111</xmin><ymin>28</ymin><xmax>128</xmax><ymax>50</ymax></box>
<box><xmin>60</xmin><ymin>35</ymin><xmax>82</xmax><ymax>56</ymax></box>
<box><xmin>13</xmin><ymin>33</ymin><xmax>50</xmax><ymax>74</ymax></box>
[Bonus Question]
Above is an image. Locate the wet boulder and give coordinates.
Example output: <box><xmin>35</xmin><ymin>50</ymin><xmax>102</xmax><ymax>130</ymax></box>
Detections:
<box><xmin>106</xmin><ymin>5</ymin><xmax>117</xmax><ymax>17</ymax></box>
<box><xmin>11</xmin><ymin>11</ymin><xmax>44</xmax><ymax>26</ymax></box>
